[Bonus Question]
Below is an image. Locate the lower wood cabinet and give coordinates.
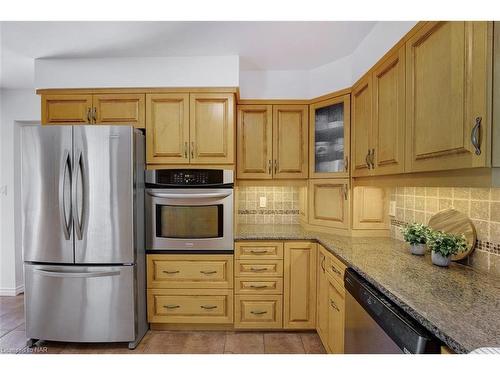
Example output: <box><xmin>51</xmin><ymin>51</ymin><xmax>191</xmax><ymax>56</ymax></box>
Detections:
<box><xmin>316</xmin><ymin>245</ymin><xmax>346</xmax><ymax>353</ymax></box>
<box><xmin>283</xmin><ymin>242</ymin><xmax>317</xmax><ymax>329</ymax></box>
<box><xmin>146</xmin><ymin>254</ymin><xmax>234</xmax><ymax>325</ymax></box>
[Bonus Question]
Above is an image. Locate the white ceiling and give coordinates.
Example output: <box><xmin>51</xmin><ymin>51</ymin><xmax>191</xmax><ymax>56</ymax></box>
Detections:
<box><xmin>0</xmin><ymin>21</ymin><xmax>377</xmax><ymax>89</ymax></box>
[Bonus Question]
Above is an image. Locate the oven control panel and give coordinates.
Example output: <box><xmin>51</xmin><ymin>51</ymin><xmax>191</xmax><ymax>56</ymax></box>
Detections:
<box><xmin>146</xmin><ymin>169</ymin><xmax>232</xmax><ymax>187</ymax></box>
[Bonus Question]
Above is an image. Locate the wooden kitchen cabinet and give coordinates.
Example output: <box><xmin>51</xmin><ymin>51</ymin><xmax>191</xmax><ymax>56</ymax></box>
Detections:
<box><xmin>236</xmin><ymin>105</ymin><xmax>273</xmax><ymax>179</ymax></box>
<box><xmin>309</xmin><ymin>94</ymin><xmax>350</xmax><ymax>179</ymax></box>
<box><xmin>308</xmin><ymin>179</ymin><xmax>350</xmax><ymax>230</ymax></box>
<box><xmin>352</xmin><ymin>186</ymin><xmax>389</xmax><ymax>231</ymax></box>
<box><xmin>283</xmin><ymin>242</ymin><xmax>317</xmax><ymax>329</ymax></box>
<box><xmin>236</xmin><ymin>104</ymin><xmax>308</xmax><ymax>179</ymax></box>
<box><xmin>92</xmin><ymin>94</ymin><xmax>145</xmax><ymax>128</ymax></box>
<box><xmin>273</xmin><ymin>105</ymin><xmax>309</xmax><ymax>179</ymax></box>
<box><xmin>42</xmin><ymin>94</ymin><xmax>92</xmax><ymax>125</ymax></box>
<box><xmin>405</xmin><ymin>21</ymin><xmax>490</xmax><ymax>172</ymax></box>
<box><xmin>146</xmin><ymin>93</ymin><xmax>190</xmax><ymax>164</ymax></box>
<box><xmin>190</xmin><ymin>93</ymin><xmax>235</xmax><ymax>164</ymax></box>
<box><xmin>351</xmin><ymin>74</ymin><xmax>372</xmax><ymax>177</ymax></box>
<box><xmin>327</xmin><ymin>276</ymin><xmax>345</xmax><ymax>354</ymax></box>
<box><xmin>316</xmin><ymin>247</ymin><xmax>329</xmax><ymax>348</ymax></box>
<box><xmin>371</xmin><ymin>46</ymin><xmax>406</xmax><ymax>175</ymax></box>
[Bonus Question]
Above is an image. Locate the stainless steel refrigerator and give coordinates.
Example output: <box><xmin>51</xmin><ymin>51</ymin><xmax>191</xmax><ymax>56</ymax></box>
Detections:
<box><xmin>21</xmin><ymin>125</ymin><xmax>148</xmax><ymax>349</ymax></box>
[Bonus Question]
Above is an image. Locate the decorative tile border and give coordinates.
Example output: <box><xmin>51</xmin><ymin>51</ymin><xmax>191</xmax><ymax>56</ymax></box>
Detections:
<box><xmin>238</xmin><ymin>209</ymin><xmax>300</xmax><ymax>215</ymax></box>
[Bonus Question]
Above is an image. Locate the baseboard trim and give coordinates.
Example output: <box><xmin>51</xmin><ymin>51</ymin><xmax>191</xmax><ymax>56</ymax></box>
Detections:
<box><xmin>0</xmin><ymin>285</ymin><xmax>24</xmax><ymax>296</ymax></box>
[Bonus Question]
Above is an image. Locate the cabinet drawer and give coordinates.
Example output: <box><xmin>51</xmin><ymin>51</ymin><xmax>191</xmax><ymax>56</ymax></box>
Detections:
<box><xmin>235</xmin><ymin>259</ymin><xmax>283</xmax><ymax>278</ymax></box>
<box><xmin>147</xmin><ymin>255</ymin><xmax>233</xmax><ymax>289</ymax></box>
<box><xmin>147</xmin><ymin>289</ymin><xmax>233</xmax><ymax>324</ymax></box>
<box><xmin>234</xmin><ymin>295</ymin><xmax>283</xmax><ymax>329</ymax></box>
<box><xmin>235</xmin><ymin>242</ymin><xmax>284</xmax><ymax>259</ymax></box>
<box><xmin>235</xmin><ymin>278</ymin><xmax>283</xmax><ymax>295</ymax></box>
<box><xmin>325</xmin><ymin>253</ymin><xmax>347</xmax><ymax>286</ymax></box>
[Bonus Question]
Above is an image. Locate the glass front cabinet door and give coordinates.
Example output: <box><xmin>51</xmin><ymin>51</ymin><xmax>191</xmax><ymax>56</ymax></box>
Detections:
<box><xmin>309</xmin><ymin>94</ymin><xmax>350</xmax><ymax>178</ymax></box>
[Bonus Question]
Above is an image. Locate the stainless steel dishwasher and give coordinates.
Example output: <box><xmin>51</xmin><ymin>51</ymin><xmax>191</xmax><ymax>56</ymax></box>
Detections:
<box><xmin>344</xmin><ymin>268</ymin><xmax>440</xmax><ymax>354</ymax></box>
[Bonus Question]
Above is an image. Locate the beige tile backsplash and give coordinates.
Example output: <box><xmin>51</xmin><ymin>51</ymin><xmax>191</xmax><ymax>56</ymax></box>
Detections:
<box><xmin>389</xmin><ymin>187</ymin><xmax>500</xmax><ymax>276</ymax></box>
<box><xmin>237</xmin><ymin>186</ymin><xmax>300</xmax><ymax>224</ymax></box>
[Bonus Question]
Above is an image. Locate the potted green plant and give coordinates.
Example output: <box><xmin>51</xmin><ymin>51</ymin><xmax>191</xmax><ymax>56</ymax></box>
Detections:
<box><xmin>427</xmin><ymin>231</ymin><xmax>467</xmax><ymax>267</ymax></box>
<box><xmin>401</xmin><ymin>223</ymin><xmax>430</xmax><ymax>255</ymax></box>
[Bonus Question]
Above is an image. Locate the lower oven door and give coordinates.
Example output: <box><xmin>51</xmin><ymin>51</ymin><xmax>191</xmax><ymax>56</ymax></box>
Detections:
<box><xmin>146</xmin><ymin>188</ymin><xmax>234</xmax><ymax>251</ymax></box>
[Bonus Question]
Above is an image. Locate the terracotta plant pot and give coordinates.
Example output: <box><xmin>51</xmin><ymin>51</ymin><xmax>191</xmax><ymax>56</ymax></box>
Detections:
<box><xmin>410</xmin><ymin>243</ymin><xmax>426</xmax><ymax>256</ymax></box>
<box><xmin>431</xmin><ymin>250</ymin><xmax>451</xmax><ymax>267</ymax></box>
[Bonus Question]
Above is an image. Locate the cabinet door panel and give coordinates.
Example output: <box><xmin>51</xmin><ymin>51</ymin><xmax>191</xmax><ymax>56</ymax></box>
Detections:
<box><xmin>190</xmin><ymin>93</ymin><xmax>235</xmax><ymax>164</ymax></box>
<box><xmin>146</xmin><ymin>94</ymin><xmax>189</xmax><ymax>164</ymax></box>
<box><xmin>273</xmin><ymin>105</ymin><xmax>308</xmax><ymax>179</ymax></box>
<box><xmin>406</xmin><ymin>21</ymin><xmax>489</xmax><ymax>172</ymax></box>
<box><xmin>309</xmin><ymin>95</ymin><xmax>350</xmax><ymax>179</ymax></box>
<box><xmin>237</xmin><ymin>105</ymin><xmax>272</xmax><ymax>179</ymax></box>
<box><xmin>327</xmin><ymin>278</ymin><xmax>345</xmax><ymax>354</ymax></box>
<box><xmin>42</xmin><ymin>95</ymin><xmax>92</xmax><ymax>125</ymax></box>
<box><xmin>372</xmin><ymin>47</ymin><xmax>405</xmax><ymax>175</ymax></box>
<box><xmin>93</xmin><ymin>94</ymin><xmax>145</xmax><ymax>128</ymax></box>
<box><xmin>283</xmin><ymin>242</ymin><xmax>316</xmax><ymax>329</ymax></box>
<box><xmin>316</xmin><ymin>247</ymin><xmax>329</xmax><ymax>349</ymax></box>
<box><xmin>352</xmin><ymin>75</ymin><xmax>372</xmax><ymax>177</ymax></box>
<box><xmin>308</xmin><ymin>179</ymin><xmax>349</xmax><ymax>229</ymax></box>
<box><xmin>352</xmin><ymin>186</ymin><xmax>389</xmax><ymax>230</ymax></box>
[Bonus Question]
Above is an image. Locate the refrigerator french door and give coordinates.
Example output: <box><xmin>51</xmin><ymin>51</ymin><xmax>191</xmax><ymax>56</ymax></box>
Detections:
<box><xmin>21</xmin><ymin>125</ymin><xmax>147</xmax><ymax>348</ymax></box>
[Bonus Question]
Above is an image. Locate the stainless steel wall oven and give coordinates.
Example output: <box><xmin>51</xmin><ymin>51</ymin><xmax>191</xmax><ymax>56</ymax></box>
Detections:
<box><xmin>145</xmin><ymin>169</ymin><xmax>233</xmax><ymax>252</ymax></box>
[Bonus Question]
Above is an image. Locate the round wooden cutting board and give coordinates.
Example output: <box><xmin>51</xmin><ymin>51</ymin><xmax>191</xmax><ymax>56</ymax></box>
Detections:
<box><xmin>428</xmin><ymin>208</ymin><xmax>477</xmax><ymax>261</ymax></box>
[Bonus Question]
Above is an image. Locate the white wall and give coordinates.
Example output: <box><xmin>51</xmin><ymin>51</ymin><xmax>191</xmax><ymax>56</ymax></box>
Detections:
<box><xmin>35</xmin><ymin>56</ymin><xmax>239</xmax><ymax>88</ymax></box>
<box><xmin>239</xmin><ymin>70</ymin><xmax>310</xmax><ymax>99</ymax></box>
<box><xmin>0</xmin><ymin>89</ymin><xmax>40</xmax><ymax>295</ymax></box>
<box><xmin>309</xmin><ymin>54</ymin><xmax>352</xmax><ymax>98</ymax></box>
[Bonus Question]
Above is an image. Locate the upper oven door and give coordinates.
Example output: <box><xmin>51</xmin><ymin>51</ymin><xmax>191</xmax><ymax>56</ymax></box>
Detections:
<box><xmin>146</xmin><ymin>188</ymin><xmax>233</xmax><ymax>251</ymax></box>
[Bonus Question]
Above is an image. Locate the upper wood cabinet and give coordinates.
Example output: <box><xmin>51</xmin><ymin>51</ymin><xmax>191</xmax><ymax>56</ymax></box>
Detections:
<box><xmin>236</xmin><ymin>105</ymin><xmax>273</xmax><ymax>179</ymax></box>
<box><xmin>93</xmin><ymin>94</ymin><xmax>145</xmax><ymax>128</ymax></box>
<box><xmin>309</xmin><ymin>95</ymin><xmax>350</xmax><ymax>178</ymax></box>
<box><xmin>147</xmin><ymin>92</ymin><xmax>235</xmax><ymax>165</ymax></box>
<box><xmin>42</xmin><ymin>94</ymin><xmax>93</xmax><ymax>125</ymax></box>
<box><xmin>405</xmin><ymin>21</ymin><xmax>490</xmax><ymax>172</ymax></box>
<box><xmin>237</xmin><ymin>104</ymin><xmax>308</xmax><ymax>179</ymax></box>
<box><xmin>308</xmin><ymin>179</ymin><xmax>350</xmax><ymax>230</ymax></box>
<box><xmin>146</xmin><ymin>93</ymin><xmax>190</xmax><ymax>164</ymax></box>
<box><xmin>352</xmin><ymin>186</ymin><xmax>389</xmax><ymax>230</ymax></box>
<box><xmin>42</xmin><ymin>93</ymin><xmax>145</xmax><ymax>128</ymax></box>
<box><xmin>351</xmin><ymin>75</ymin><xmax>372</xmax><ymax>177</ymax></box>
<box><xmin>190</xmin><ymin>93</ymin><xmax>235</xmax><ymax>164</ymax></box>
<box><xmin>372</xmin><ymin>47</ymin><xmax>406</xmax><ymax>175</ymax></box>
<box><xmin>352</xmin><ymin>46</ymin><xmax>406</xmax><ymax>177</ymax></box>
<box><xmin>283</xmin><ymin>242</ymin><xmax>317</xmax><ymax>329</ymax></box>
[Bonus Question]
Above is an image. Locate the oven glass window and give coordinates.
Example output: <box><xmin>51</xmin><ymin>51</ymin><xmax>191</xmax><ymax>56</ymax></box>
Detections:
<box><xmin>156</xmin><ymin>205</ymin><xmax>223</xmax><ymax>238</ymax></box>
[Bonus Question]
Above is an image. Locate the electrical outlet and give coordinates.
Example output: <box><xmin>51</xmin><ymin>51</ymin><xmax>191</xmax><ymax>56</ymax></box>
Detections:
<box><xmin>389</xmin><ymin>201</ymin><xmax>396</xmax><ymax>216</ymax></box>
<box><xmin>259</xmin><ymin>196</ymin><xmax>267</xmax><ymax>208</ymax></box>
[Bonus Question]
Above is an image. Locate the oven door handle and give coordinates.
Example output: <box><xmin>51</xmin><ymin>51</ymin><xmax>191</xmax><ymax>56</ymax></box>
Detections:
<box><xmin>147</xmin><ymin>192</ymin><xmax>232</xmax><ymax>199</ymax></box>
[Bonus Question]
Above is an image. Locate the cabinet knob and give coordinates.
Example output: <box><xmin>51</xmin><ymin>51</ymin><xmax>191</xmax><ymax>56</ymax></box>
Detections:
<box><xmin>200</xmin><ymin>270</ymin><xmax>217</xmax><ymax>275</ymax></box>
<box><xmin>250</xmin><ymin>310</ymin><xmax>268</xmax><ymax>315</ymax></box>
<box><xmin>92</xmin><ymin>107</ymin><xmax>97</xmax><ymax>123</ymax></box>
<box><xmin>471</xmin><ymin>117</ymin><xmax>482</xmax><ymax>155</ymax></box>
<box><xmin>366</xmin><ymin>150</ymin><xmax>372</xmax><ymax>169</ymax></box>
<box><xmin>370</xmin><ymin>148</ymin><xmax>376</xmax><ymax>169</ymax></box>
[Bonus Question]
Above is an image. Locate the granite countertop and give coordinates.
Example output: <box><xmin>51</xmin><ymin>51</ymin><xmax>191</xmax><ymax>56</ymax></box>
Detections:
<box><xmin>236</xmin><ymin>224</ymin><xmax>500</xmax><ymax>353</ymax></box>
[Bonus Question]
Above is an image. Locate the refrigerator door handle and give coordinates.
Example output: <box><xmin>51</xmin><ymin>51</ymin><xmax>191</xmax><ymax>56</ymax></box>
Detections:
<box><xmin>33</xmin><ymin>269</ymin><xmax>121</xmax><ymax>278</ymax></box>
<box><xmin>72</xmin><ymin>149</ymin><xmax>85</xmax><ymax>240</ymax></box>
<box><xmin>58</xmin><ymin>149</ymin><xmax>72</xmax><ymax>240</ymax></box>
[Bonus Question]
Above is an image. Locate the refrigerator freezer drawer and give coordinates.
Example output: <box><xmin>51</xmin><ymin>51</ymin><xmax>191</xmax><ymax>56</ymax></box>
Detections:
<box><xmin>25</xmin><ymin>264</ymin><xmax>135</xmax><ymax>343</ymax></box>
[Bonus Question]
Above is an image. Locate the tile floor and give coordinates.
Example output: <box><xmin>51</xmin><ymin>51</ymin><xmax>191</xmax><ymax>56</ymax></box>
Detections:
<box><xmin>0</xmin><ymin>295</ymin><xmax>325</xmax><ymax>354</ymax></box>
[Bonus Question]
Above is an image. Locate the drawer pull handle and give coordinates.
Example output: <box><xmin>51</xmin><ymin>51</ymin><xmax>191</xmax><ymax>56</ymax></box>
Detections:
<box><xmin>249</xmin><ymin>284</ymin><xmax>268</xmax><ymax>289</ymax></box>
<box><xmin>201</xmin><ymin>305</ymin><xmax>218</xmax><ymax>310</ymax></box>
<box><xmin>163</xmin><ymin>270</ymin><xmax>180</xmax><ymax>274</ymax></box>
<box><xmin>330</xmin><ymin>300</ymin><xmax>340</xmax><ymax>312</ymax></box>
<box><xmin>200</xmin><ymin>270</ymin><xmax>217</xmax><ymax>275</ymax></box>
<box><xmin>331</xmin><ymin>266</ymin><xmax>341</xmax><ymax>276</ymax></box>
<box><xmin>164</xmin><ymin>304</ymin><xmax>180</xmax><ymax>309</ymax></box>
<box><xmin>250</xmin><ymin>249</ymin><xmax>268</xmax><ymax>254</ymax></box>
<box><xmin>250</xmin><ymin>310</ymin><xmax>268</xmax><ymax>315</ymax></box>
<box><xmin>250</xmin><ymin>267</ymin><xmax>268</xmax><ymax>272</ymax></box>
